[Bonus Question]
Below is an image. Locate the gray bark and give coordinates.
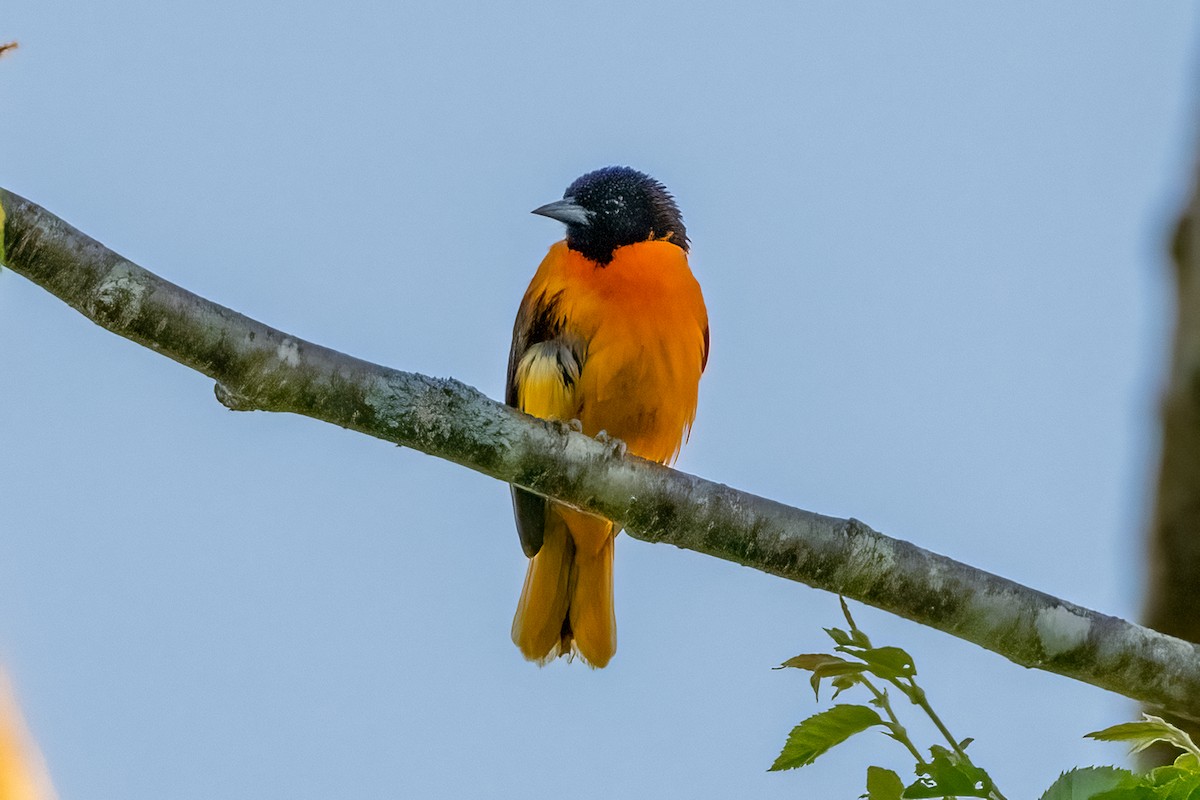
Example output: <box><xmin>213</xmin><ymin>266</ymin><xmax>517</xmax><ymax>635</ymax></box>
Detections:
<box><xmin>4</xmin><ymin>187</ymin><xmax>1199</xmax><ymax>720</ymax></box>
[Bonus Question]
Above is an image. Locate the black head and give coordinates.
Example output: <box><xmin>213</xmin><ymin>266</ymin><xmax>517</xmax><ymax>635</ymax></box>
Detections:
<box><xmin>532</xmin><ymin>166</ymin><xmax>688</xmax><ymax>265</ymax></box>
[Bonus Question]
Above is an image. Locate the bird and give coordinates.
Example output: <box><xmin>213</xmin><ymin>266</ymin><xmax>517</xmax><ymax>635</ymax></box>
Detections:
<box><xmin>507</xmin><ymin>166</ymin><xmax>709</xmax><ymax>668</ymax></box>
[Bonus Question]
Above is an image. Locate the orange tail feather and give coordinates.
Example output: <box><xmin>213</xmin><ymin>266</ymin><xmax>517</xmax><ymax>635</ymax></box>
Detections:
<box><xmin>511</xmin><ymin>507</ymin><xmax>616</xmax><ymax>668</ymax></box>
<box><xmin>511</xmin><ymin>515</ymin><xmax>573</xmax><ymax>664</ymax></box>
<box><xmin>568</xmin><ymin>532</ymin><xmax>616</xmax><ymax>668</ymax></box>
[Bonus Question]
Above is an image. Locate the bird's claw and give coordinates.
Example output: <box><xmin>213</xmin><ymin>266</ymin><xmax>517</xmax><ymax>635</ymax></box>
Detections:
<box><xmin>595</xmin><ymin>430</ymin><xmax>628</xmax><ymax>459</ymax></box>
<box><xmin>547</xmin><ymin>418</ymin><xmax>585</xmax><ymax>436</ymax></box>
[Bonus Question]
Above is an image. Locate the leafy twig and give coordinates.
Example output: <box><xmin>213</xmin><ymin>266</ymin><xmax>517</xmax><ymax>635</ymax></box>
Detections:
<box><xmin>859</xmin><ymin>676</ymin><xmax>927</xmax><ymax>767</ymax></box>
<box><xmin>780</xmin><ymin>600</ymin><xmax>1200</xmax><ymax>799</ymax></box>
<box><xmin>776</xmin><ymin>598</ymin><xmax>1002</xmax><ymax>799</ymax></box>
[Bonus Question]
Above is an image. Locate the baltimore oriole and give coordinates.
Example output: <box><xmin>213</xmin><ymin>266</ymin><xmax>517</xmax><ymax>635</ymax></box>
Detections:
<box><xmin>507</xmin><ymin>166</ymin><xmax>709</xmax><ymax>668</ymax></box>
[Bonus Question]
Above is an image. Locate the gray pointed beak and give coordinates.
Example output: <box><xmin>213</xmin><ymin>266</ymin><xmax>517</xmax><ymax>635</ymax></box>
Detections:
<box><xmin>531</xmin><ymin>197</ymin><xmax>592</xmax><ymax>226</ymax></box>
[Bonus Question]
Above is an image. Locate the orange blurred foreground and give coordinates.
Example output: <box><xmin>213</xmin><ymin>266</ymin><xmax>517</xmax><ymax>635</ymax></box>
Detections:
<box><xmin>0</xmin><ymin>673</ymin><xmax>53</xmax><ymax>800</ymax></box>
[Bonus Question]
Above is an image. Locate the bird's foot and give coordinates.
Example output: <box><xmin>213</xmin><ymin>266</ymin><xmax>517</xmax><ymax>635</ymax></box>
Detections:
<box><xmin>595</xmin><ymin>430</ymin><xmax>628</xmax><ymax>459</ymax></box>
<box><xmin>547</xmin><ymin>418</ymin><xmax>585</xmax><ymax>436</ymax></box>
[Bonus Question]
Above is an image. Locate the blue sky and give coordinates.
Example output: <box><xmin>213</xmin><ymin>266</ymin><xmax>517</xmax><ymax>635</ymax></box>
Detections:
<box><xmin>1</xmin><ymin>3</ymin><xmax>1197</xmax><ymax>797</ymax></box>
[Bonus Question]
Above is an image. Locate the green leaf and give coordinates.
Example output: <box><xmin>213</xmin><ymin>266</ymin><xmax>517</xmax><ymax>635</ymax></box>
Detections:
<box><xmin>780</xmin><ymin>653</ymin><xmax>846</xmax><ymax>671</ymax></box>
<box><xmin>1146</xmin><ymin>765</ymin><xmax>1188</xmax><ymax>786</ymax></box>
<box><xmin>1147</xmin><ymin>770</ymin><xmax>1200</xmax><ymax>799</ymax></box>
<box><xmin>769</xmin><ymin>704</ymin><xmax>884</xmax><ymax>772</ymax></box>
<box><xmin>826</xmin><ymin>627</ymin><xmax>855</xmax><ymax>647</ymax></box>
<box><xmin>1091</xmin><ymin>782</ymin><xmax>1167</xmax><ymax>800</ymax></box>
<box><xmin>776</xmin><ymin>654</ymin><xmax>867</xmax><ymax>700</ymax></box>
<box><xmin>1086</xmin><ymin>715</ymin><xmax>1200</xmax><ymax>759</ymax></box>
<box><xmin>858</xmin><ymin>646</ymin><xmax>918</xmax><ymax>680</ymax></box>
<box><xmin>850</xmin><ymin>628</ymin><xmax>873</xmax><ymax>648</ymax></box>
<box><xmin>811</xmin><ymin>663</ymin><xmax>868</xmax><ymax>701</ymax></box>
<box><xmin>903</xmin><ymin>745</ymin><xmax>992</xmax><ymax>798</ymax></box>
<box><xmin>1176</xmin><ymin>753</ymin><xmax>1200</xmax><ymax>772</ymax></box>
<box><xmin>863</xmin><ymin>766</ymin><xmax>904</xmax><ymax>800</ymax></box>
<box><xmin>831</xmin><ymin>672</ymin><xmax>859</xmax><ymax>700</ymax></box>
<box><xmin>1038</xmin><ymin>766</ymin><xmax>1135</xmax><ymax>800</ymax></box>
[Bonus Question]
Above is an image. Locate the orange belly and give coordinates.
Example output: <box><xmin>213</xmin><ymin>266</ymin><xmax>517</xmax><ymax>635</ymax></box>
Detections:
<box><xmin>520</xmin><ymin>239</ymin><xmax>708</xmax><ymax>463</ymax></box>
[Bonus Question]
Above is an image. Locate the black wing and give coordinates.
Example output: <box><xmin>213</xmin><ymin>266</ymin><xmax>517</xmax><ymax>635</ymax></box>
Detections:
<box><xmin>506</xmin><ymin>288</ymin><xmax>568</xmax><ymax>558</ymax></box>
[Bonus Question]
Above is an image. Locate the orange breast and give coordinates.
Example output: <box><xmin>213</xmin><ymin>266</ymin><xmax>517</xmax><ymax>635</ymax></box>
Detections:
<box><xmin>522</xmin><ymin>240</ymin><xmax>708</xmax><ymax>464</ymax></box>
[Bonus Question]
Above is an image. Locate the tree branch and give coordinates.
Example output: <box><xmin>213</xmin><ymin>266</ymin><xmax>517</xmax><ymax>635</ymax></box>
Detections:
<box><xmin>3</xmin><ymin>187</ymin><xmax>1198</xmax><ymax>719</ymax></box>
<box><xmin>1142</xmin><ymin>156</ymin><xmax>1200</xmax><ymax>756</ymax></box>
<box><xmin>1147</xmin><ymin>165</ymin><xmax>1200</xmax><ymax>643</ymax></box>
